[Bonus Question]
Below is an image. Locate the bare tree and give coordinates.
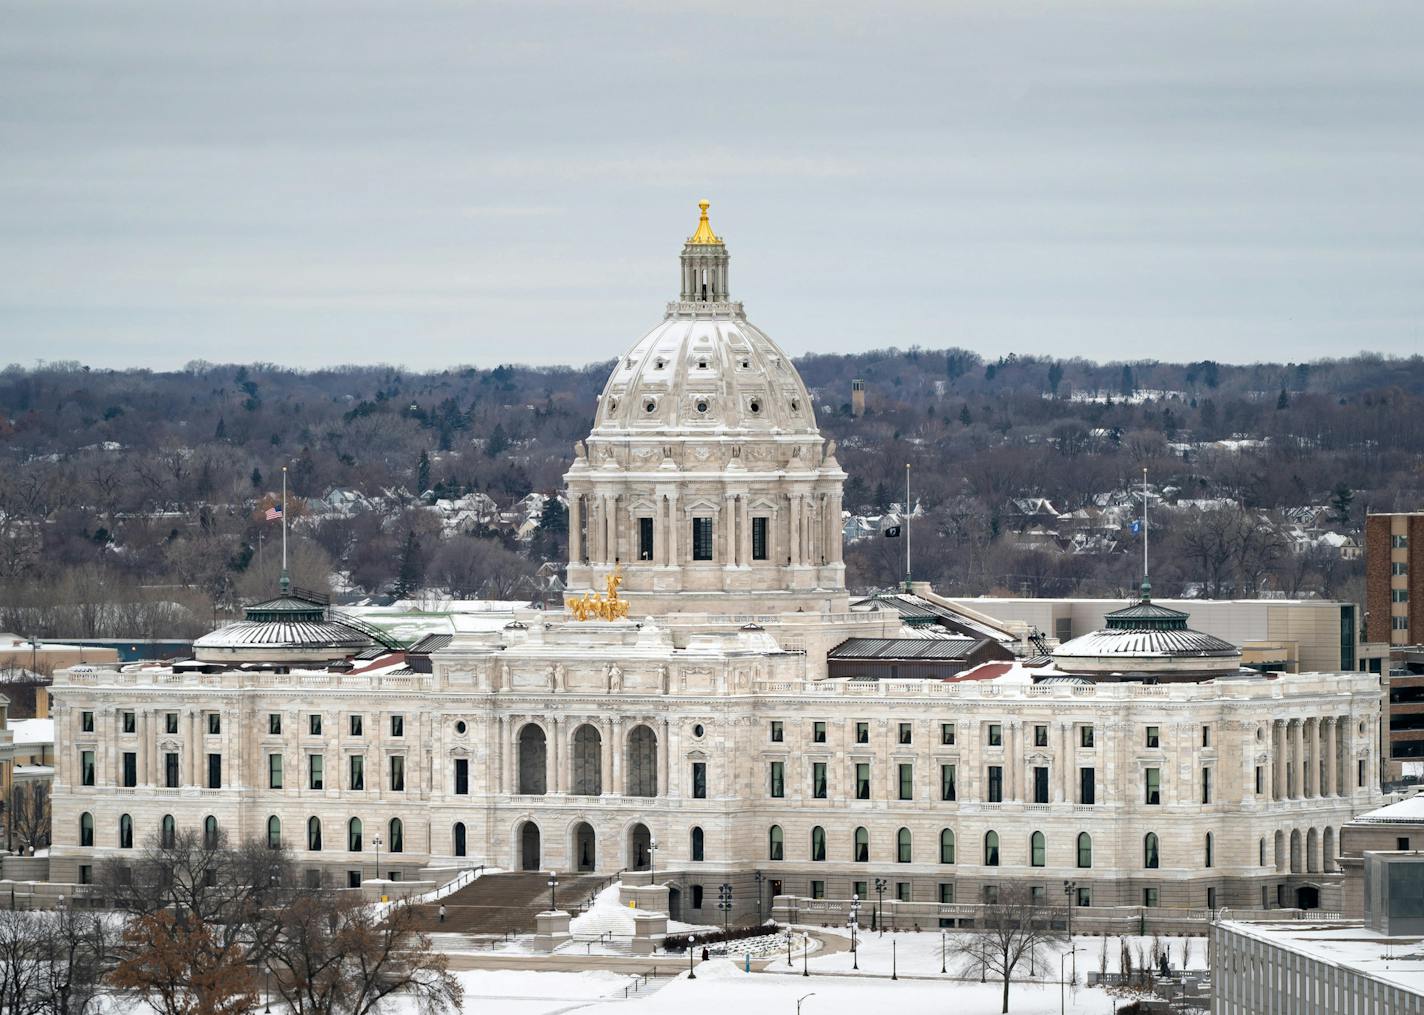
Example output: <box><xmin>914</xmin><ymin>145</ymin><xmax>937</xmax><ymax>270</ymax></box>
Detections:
<box><xmin>953</xmin><ymin>882</ymin><xmax>1066</xmax><ymax>1013</ymax></box>
<box><xmin>0</xmin><ymin>908</ymin><xmax>108</xmax><ymax>1015</ymax></box>
<box><xmin>10</xmin><ymin>782</ymin><xmax>50</xmax><ymax>853</ymax></box>
<box><xmin>0</xmin><ymin>909</ymin><xmax>44</xmax><ymax>1015</ymax></box>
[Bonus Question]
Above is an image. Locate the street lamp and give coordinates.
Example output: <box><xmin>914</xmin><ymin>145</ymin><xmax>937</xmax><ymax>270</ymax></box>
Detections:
<box><xmin>718</xmin><ymin>883</ymin><xmax>733</xmax><ymax>931</ymax></box>
<box><xmin>754</xmin><ymin>870</ymin><xmax>765</xmax><ymax>921</ymax></box>
<box><xmin>797</xmin><ymin>994</ymin><xmax>816</xmax><ymax>1014</ymax></box>
<box><xmin>547</xmin><ymin>870</ymin><xmax>559</xmax><ymax>913</ymax></box>
<box><xmin>1062</xmin><ymin>880</ymin><xmax>1077</xmax><ymax>979</ymax></box>
<box><xmin>372</xmin><ymin>833</ymin><xmax>383</xmax><ymax>883</ymax></box>
<box><xmin>842</xmin><ymin>894</ymin><xmax>861</xmax><ymax>971</ymax></box>
<box><xmin>649</xmin><ymin>837</ymin><xmax>659</xmax><ymax>879</ymax></box>
<box><xmin>264</xmin><ymin>964</ymin><xmax>272</xmax><ymax>1014</ymax></box>
<box><xmin>940</xmin><ymin>929</ymin><xmax>947</xmax><ymax>975</ymax></box>
<box><xmin>1059</xmin><ymin>947</ymin><xmax>1079</xmax><ymax>1015</ymax></box>
<box><xmin>874</xmin><ymin>878</ymin><xmax>887</xmax><ymax>936</ymax></box>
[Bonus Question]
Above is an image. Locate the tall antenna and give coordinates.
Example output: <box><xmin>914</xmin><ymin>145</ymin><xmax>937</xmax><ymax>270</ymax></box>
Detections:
<box><xmin>280</xmin><ymin>465</ymin><xmax>290</xmax><ymax>595</ymax></box>
<box><xmin>904</xmin><ymin>463</ymin><xmax>912</xmax><ymax>591</ymax></box>
<box><xmin>1141</xmin><ymin>466</ymin><xmax>1150</xmax><ymax>601</ymax></box>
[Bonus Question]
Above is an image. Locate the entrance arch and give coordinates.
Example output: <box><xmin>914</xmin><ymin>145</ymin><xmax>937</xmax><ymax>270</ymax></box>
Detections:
<box><xmin>572</xmin><ymin>822</ymin><xmax>596</xmax><ymax>872</ymax></box>
<box><xmin>519</xmin><ymin>821</ymin><xmax>542</xmax><ymax>871</ymax></box>
<box><xmin>629</xmin><ymin>822</ymin><xmax>652</xmax><ymax>871</ymax></box>
<box><xmin>1296</xmin><ymin>885</ymin><xmax>1320</xmax><ymax>910</ymax></box>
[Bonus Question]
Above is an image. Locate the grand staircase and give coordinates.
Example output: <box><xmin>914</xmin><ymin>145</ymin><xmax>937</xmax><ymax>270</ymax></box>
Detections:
<box><xmin>413</xmin><ymin>871</ymin><xmax>606</xmax><ymax>935</ymax></box>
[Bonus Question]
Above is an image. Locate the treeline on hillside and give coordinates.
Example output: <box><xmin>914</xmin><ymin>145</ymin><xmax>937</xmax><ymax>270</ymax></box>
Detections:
<box><xmin>2</xmin><ymin>351</ymin><xmax>1421</xmax><ymax>634</ymax></box>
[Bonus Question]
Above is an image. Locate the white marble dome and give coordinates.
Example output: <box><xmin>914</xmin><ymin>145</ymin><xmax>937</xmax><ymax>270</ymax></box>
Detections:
<box><xmin>593</xmin><ymin>316</ymin><xmax>817</xmax><ymax>436</ymax></box>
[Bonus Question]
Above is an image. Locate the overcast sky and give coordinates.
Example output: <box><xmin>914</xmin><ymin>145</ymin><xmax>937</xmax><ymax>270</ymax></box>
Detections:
<box><xmin>2</xmin><ymin>0</ymin><xmax>1422</xmax><ymax>370</ymax></box>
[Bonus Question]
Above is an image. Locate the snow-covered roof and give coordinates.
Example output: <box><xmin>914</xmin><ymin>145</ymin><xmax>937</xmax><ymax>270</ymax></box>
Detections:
<box><xmin>8</xmin><ymin>718</ymin><xmax>53</xmax><ymax>747</ymax></box>
<box><xmin>1353</xmin><ymin>795</ymin><xmax>1424</xmax><ymax>824</ymax></box>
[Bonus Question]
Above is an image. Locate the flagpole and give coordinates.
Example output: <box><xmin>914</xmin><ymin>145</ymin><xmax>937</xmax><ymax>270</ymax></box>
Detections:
<box><xmin>1142</xmin><ymin>467</ymin><xmax>1149</xmax><ymax>599</ymax></box>
<box><xmin>281</xmin><ymin>466</ymin><xmax>289</xmax><ymax>594</ymax></box>
<box><xmin>904</xmin><ymin>463</ymin><xmax>911</xmax><ymax>591</ymax></box>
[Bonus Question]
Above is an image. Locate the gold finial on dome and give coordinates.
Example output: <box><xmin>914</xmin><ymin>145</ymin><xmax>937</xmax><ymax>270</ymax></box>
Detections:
<box><xmin>688</xmin><ymin>198</ymin><xmax>721</xmax><ymax>245</ymax></box>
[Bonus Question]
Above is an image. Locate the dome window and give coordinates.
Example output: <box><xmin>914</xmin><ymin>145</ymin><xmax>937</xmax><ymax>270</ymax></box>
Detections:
<box><xmin>608</xmin><ymin>398</ymin><xmax>618</xmax><ymax>413</ymax></box>
<box><xmin>654</xmin><ymin>358</ymin><xmax>666</xmax><ymax>370</ymax></box>
<box><xmin>697</xmin><ymin>359</ymin><xmax>708</xmax><ymax>369</ymax></box>
<box><xmin>455</xmin><ymin>720</ymin><xmax>467</xmax><ymax>735</ymax></box>
<box><xmin>790</xmin><ymin>399</ymin><xmax>800</xmax><ymax>413</ymax></box>
<box><xmin>644</xmin><ymin>399</ymin><xmax>657</xmax><ymax>414</ymax></box>
<box><xmin>749</xmin><ymin>398</ymin><xmax>761</xmax><ymax>415</ymax></box>
<box><xmin>740</xmin><ymin>358</ymin><xmax>750</xmax><ymax>369</ymax></box>
<box><xmin>696</xmin><ymin>400</ymin><xmax>709</xmax><ymax>414</ymax></box>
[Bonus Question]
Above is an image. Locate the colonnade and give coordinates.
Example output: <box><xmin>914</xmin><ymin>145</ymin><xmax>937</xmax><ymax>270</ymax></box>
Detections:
<box><xmin>1270</xmin><ymin>717</ymin><xmax>1351</xmax><ymax>800</ymax></box>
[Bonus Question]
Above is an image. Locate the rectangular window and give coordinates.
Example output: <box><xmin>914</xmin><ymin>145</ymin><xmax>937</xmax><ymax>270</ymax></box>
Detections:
<box><xmin>309</xmin><ymin>714</ymin><xmax>322</xmax><ymax>736</ymax></box>
<box><xmin>941</xmin><ymin>722</ymin><xmax>956</xmax><ymax>746</ymax></box>
<box><xmin>454</xmin><ymin>758</ymin><xmax>469</xmax><ymax>795</ymax></box>
<box><xmin>1080</xmin><ymin>767</ymin><xmax>1095</xmax><ymax>805</ymax></box>
<box><xmin>269</xmin><ymin>754</ymin><xmax>283</xmax><ymax>789</ymax></box>
<box><xmin>983</xmin><ymin>885</ymin><xmax>999</xmax><ymax>905</ymax></box>
<box><xmin>309</xmin><ymin>754</ymin><xmax>324</xmax><ymax>790</ymax></box>
<box><xmin>350</xmin><ymin>714</ymin><xmax>363</xmax><ymax>736</ymax></box>
<box><xmin>1031</xmin><ymin>886</ymin><xmax>1046</xmax><ymax>904</ymax></box>
<box><xmin>81</xmin><ymin>711</ymin><xmax>94</xmax><ymax>733</ymax></box>
<box><xmin>811</xmin><ymin>880</ymin><xmax>826</xmax><ymax>900</ymax></box>
<box><xmin>390</xmin><ymin>755</ymin><xmax>405</xmax><ymax>791</ymax></box>
<box><xmin>1394</xmin><ymin>617</ymin><xmax>1410</xmax><ymax>631</ymax></box>
<box><xmin>692</xmin><ymin>762</ymin><xmax>707</xmax><ymax>799</ymax></box>
<box><xmin>813</xmin><ymin>762</ymin><xmax>828</xmax><ymax>799</ymax></box>
<box><xmin>813</xmin><ymin>721</ymin><xmax>827</xmax><ymax>743</ymax></box>
<box><xmin>987</xmin><ymin>765</ymin><xmax>1003</xmax><ymax>803</ymax></box>
<box><xmin>1393</xmin><ymin>562</ymin><xmax>1410</xmax><ymax>576</ymax></box>
<box><xmin>940</xmin><ymin>763</ymin><xmax>956</xmax><ymax>801</ymax></box>
<box><xmin>898</xmin><ymin>763</ymin><xmax>913</xmax><ymax>801</ymax></box>
<box><xmin>1393</xmin><ymin>589</ymin><xmax>1411</xmax><ymax>603</ymax></box>
<box><xmin>898</xmin><ymin>722</ymin><xmax>913</xmax><ymax>745</ymax></box>
<box><xmin>1393</xmin><ymin>534</ymin><xmax>1410</xmax><ymax>548</ymax></box>
<box><xmin>856</xmin><ymin>721</ymin><xmax>869</xmax><ymax>744</ymax></box>
<box><xmin>854</xmin><ymin>880</ymin><xmax>869</xmax><ymax>900</ymax></box>
<box><xmin>1033</xmin><ymin>766</ymin><xmax>1049</xmax><ymax>804</ymax></box>
<box><xmin>122</xmin><ymin>751</ymin><xmax>137</xmax><ymax>787</ymax></box>
<box><xmin>1145</xmin><ymin>767</ymin><xmax>1161</xmax><ymax>805</ymax></box>
<box><xmin>1201</xmin><ymin>767</ymin><xmax>1212</xmax><ymax>804</ymax></box>
<box><xmin>1206</xmin><ymin>887</ymin><xmax>1217</xmax><ymax>910</ymax></box>
<box><xmin>1076</xmin><ymin>887</ymin><xmax>1091</xmax><ymax>908</ymax></box>
<box><xmin>1033</xmin><ymin>724</ymin><xmax>1048</xmax><ymax>747</ymax></box>
<box><xmin>896</xmin><ymin>882</ymin><xmax>911</xmax><ymax>903</ymax></box>
<box><xmin>1359</xmin><ymin>758</ymin><xmax>1367</xmax><ymax>787</ymax></box>
<box><xmin>752</xmin><ymin>517</ymin><xmax>769</xmax><ymax>560</ymax></box>
<box><xmin>770</xmin><ymin>761</ymin><xmax>785</xmax><ymax>798</ymax></box>
<box><xmin>1255</xmin><ymin>766</ymin><xmax>1264</xmax><ymax>794</ymax></box>
<box><xmin>165</xmin><ymin>712</ymin><xmax>178</xmax><ymax>735</ymax></box>
<box><xmin>207</xmin><ymin>713</ymin><xmax>221</xmax><ymax>735</ymax></box>
<box><xmin>78</xmin><ymin>865</ymin><xmax>92</xmax><ymax>886</ymax></box>
<box><xmin>1143</xmin><ymin>888</ymin><xmax>1159</xmax><ymax>908</ymax></box>
<box><xmin>1081</xmin><ymin>725</ymin><xmax>1095</xmax><ymax>748</ymax></box>
<box><xmin>638</xmin><ymin>516</ymin><xmax>654</xmax><ymax>561</ymax></box>
<box><xmin>1202</xmin><ymin>725</ymin><xmax>1211</xmax><ymax>748</ymax></box>
<box><xmin>938</xmin><ymin>883</ymin><xmax>955</xmax><ymax>904</ymax></box>
<box><xmin>770</xmin><ymin>720</ymin><xmax>784</xmax><ymax>742</ymax></box>
<box><xmin>692</xmin><ymin>517</ymin><xmax>713</xmax><ymax>560</ymax></box>
<box><xmin>856</xmin><ymin>763</ymin><xmax>871</xmax><ymax>800</ymax></box>
<box><xmin>122</xmin><ymin>711</ymin><xmax>135</xmax><ymax>734</ymax></box>
<box><xmin>987</xmin><ymin>724</ymin><xmax>1002</xmax><ymax>747</ymax></box>
<box><xmin>207</xmin><ymin>753</ymin><xmax>222</xmax><ymax>789</ymax></box>
<box><xmin>269</xmin><ymin>713</ymin><xmax>282</xmax><ymax>735</ymax></box>
<box><xmin>391</xmin><ymin>715</ymin><xmax>405</xmax><ymax>737</ymax></box>
<box><xmin>1398</xmin><ymin>836</ymin><xmax>1411</xmax><ymax>851</ymax></box>
<box><xmin>81</xmin><ymin>750</ymin><xmax>95</xmax><ymax>786</ymax></box>
<box><xmin>692</xmin><ymin>885</ymin><xmax>704</xmax><ymax>908</ymax></box>
<box><xmin>349</xmin><ymin>755</ymin><xmax>364</xmax><ymax>790</ymax></box>
<box><xmin>165</xmin><ymin>752</ymin><xmax>179</xmax><ymax>788</ymax></box>
<box><xmin>1146</xmin><ymin>726</ymin><xmax>1160</xmax><ymax>749</ymax></box>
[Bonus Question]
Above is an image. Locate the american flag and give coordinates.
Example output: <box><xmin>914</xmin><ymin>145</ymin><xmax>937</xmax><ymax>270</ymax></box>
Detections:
<box><xmin>265</xmin><ymin>505</ymin><xmax>283</xmax><ymax>521</ymax></box>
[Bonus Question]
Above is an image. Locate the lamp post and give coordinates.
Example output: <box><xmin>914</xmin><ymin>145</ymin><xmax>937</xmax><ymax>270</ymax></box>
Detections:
<box><xmin>688</xmin><ymin>945</ymin><xmax>696</xmax><ymax>980</ymax></box>
<box><xmin>802</xmin><ymin>936</ymin><xmax>809</xmax><ymax>977</ymax></box>
<box><xmin>372</xmin><ymin>833</ymin><xmax>383</xmax><ymax>884</ymax></box>
<box><xmin>264</xmin><ymin>965</ymin><xmax>272</xmax><ymax>1014</ymax></box>
<box><xmin>874</xmin><ymin>878</ymin><xmax>887</xmax><ymax>936</ymax></box>
<box><xmin>848</xmin><ymin>894</ymin><xmax>860</xmax><ymax>971</ymax></box>
<box><xmin>797</xmin><ymin>993</ymin><xmax>816</xmax><ymax>1014</ymax></box>
<box><xmin>1059</xmin><ymin>947</ymin><xmax>1079</xmax><ymax>1015</ymax></box>
<box><xmin>649</xmin><ymin>837</ymin><xmax>659</xmax><ymax>879</ymax></box>
<box><xmin>547</xmin><ymin>870</ymin><xmax>559</xmax><ymax>913</ymax></box>
<box><xmin>754</xmin><ymin>870</ymin><xmax>765</xmax><ymax>921</ymax></box>
<box><xmin>718</xmin><ymin>883</ymin><xmax>733</xmax><ymax>931</ymax></box>
<box><xmin>1062</xmin><ymin>880</ymin><xmax>1077</xmax><ymax>980</ymax></box>
<box><xmin>940</xmin><ymin>929</ymin><xmax>947</xmax><ymax>975</ymax></box>
<box><xmin>892</xmin><ymin>939</ymin><xmax>898</xmax><ymax>980</ymax></box>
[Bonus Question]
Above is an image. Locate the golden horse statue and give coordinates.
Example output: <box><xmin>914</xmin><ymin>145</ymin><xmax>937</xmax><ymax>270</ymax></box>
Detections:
<box><xmin>567</xmin><ymin>566</ymin><xmax>629</xmax><ymax>621</ymax></box>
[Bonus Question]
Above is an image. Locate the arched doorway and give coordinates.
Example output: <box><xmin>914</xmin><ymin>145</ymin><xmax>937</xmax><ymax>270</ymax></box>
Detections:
<box><xmin>573</xmin><ymin>822</ymin><xmax>596</xmax><ymax>872</ymax></box>
<box><xmin>519</xmin><ymin>821</ymin><xmax>541</xmax><ymax>871</ymax></box>
<box><xmin>1296</xmin><ymin>885</ymin><xmax>1320</xmax><ymax>910</ymax></box>
<box><xmin>629</xmin><ymin>823</ymin><xmax>651</xmax><ymax>871</ymax></box>
<box><xmin>518</xmin><ymin>724</ymin><xmax>548</xmax><ymax>795</ymax></box>
<box><xmin>572</xmin><ymin>725</ymin><xmax>602</xmax><ymax>796</ymax></box>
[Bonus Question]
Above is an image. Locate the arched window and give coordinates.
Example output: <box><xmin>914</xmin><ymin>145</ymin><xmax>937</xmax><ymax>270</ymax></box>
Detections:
<box><xmin>79</xmin><ymin>812</ymin><xmax>94</xmax><ymax>847</ymax></box>
<box><xmin>453</xmin><ymin>822</ymin><xmax>467</xmax><ymax>857</ymax></box>
<box><xmin>265</xmin><ymin>815</ymin><xmax>280</xmax><ymax>849</ymax></box>
<box><xmin>690</xmin><ymin>826</ymin><xmax>705</xmax><ymax>862</ymax></box>
<box><xmin>854</xmin><ymin>826</ymin><xmax>869</xmax><ymax>863</ymax></box>
<box><xmin>572</xmin><ymin>724</ymin><xmax>602</xmax><ymax>796</ymax></box>
<box><xmin>204</xmin><ymin>815</ymin><xmax>219</xmax><ymax>849</ymax></box>
<box><xmin>1144</xmin><ymin>832</ymin><xmax>1160</xmax><ymax>869</ymax></box>
<box><xmin>518</xmin><ymin>724</ymin><xmax>548</xmax><ymax>795</ymax></box>
<box><xmin>811</xmin><ymin>826</ymin><xmax>826</xmax><ymax>862</ymax></box>
<box><xmin>390</xmin><ymin>818</ymin><xmax>404</xmax><ymax>853</ymax></box>
<box><xmin>1205</xmin><ymin>832</ymin><xmax>1214</xmax><ymax>869</ymax></box>
<box><xmin>940</xmin><ymin>829</ymin><xmax>956</xmax><ymax>864</ymax></box>
<box><xmin>1077</xmin><ymin>832</ymin><xmax>1092</xmax><ymax>869</ymax></box>
<box><xmin>348</xmin><ymin>817</ymin><xmax>363</xmax><ymax>852</ymax></box>
<box><xmin>308</xmin><ymin>816</ymin><xmax>322</xmax><ymax>851</ymax></box>
<box><xmin>626</xmin><ymin>725</ymin><xmax>658</xmax><ymax>797</ymax></box>
<box><xmin>119</xmin><ymin>813</ymin><xmax>133</xmax><ymax>849</ymax></box>
<box><xmin>1030</xmin><ymin>831</ymin><xmax>1046</xmax><ymax>868</ymax></box>
<box><xmin>897</xmin><ymin>827</ymin><xmax>912</xmax><ymax>864</ymax></box>
<box><xmin>985</xmin><ymin>830</ymin><xmax>1000</xmax><ymax>866</ymax></box>
<box><xmin>162</xmin><ymin>814</ymin><xmax>177</xmax><ymax>849</ymax></box>
<box><xmin>769</xmin><ymin>825</ymin><xmax>784</xmax><ymax>861</ymax></box>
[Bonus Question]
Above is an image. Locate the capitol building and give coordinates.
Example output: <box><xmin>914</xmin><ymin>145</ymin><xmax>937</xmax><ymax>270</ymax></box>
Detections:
<box><xmin>49</xmin><ymin>204</ymin><xmax>1383</xmax><ymax>922</ymax></box>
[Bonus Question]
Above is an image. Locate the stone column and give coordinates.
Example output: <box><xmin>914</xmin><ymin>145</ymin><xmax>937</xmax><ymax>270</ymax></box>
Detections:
<box><xmin>659</xmin><ymin>718</ymin><xmax>670</xmax><ymax>797</ymax></box>
<box><xmin>610</xmin><ymin>717</ymin><xmax>623</xmax><ymax>796</ymax></box>
<box><xmin>601</xmin><ymin>717</ymin><xmax>614</xmax><ymax>795</ymax></box>
<box><xmin>1058</xmin><ymin>723</ymin><xmax>1071</xmax><ymax>803</ymax></box>
<box><xmin>1272</xmin><ymin>721</ymin><xmax>1284</xmax><ymax>800</ymax></box>
<box><xmin>667</xmin><ymin>494</ymin><xmax>679</xmax><ymax>567</ymax></box>
<box><xmin>1289</xmin><ymin>720</ymin><xmax>1303</xmax><ymax>798</ymax></box>
<box><xmin>500</xmin><ymin>717</ymin><xmax>513</xmax><ymax>795</ymax></box>
<box><xmin>738</xmin><ymin>495</ymin><xmax>750</xmax><ymax>566</ymax></box>
<box><xmin>1325</xmin><ymin>718</ymin><xmax>1338</xmax><ymax>797</ymax></box>
<box><xmin>188</xmin><ymin>710</ymin><xmax>199</xmax><ymax>787</ymax></box>
<box><xmin>606</xmin><ymin>494</ymin><xmax>618</xmax><ymax>563</ymax></box>
<box><xmin>569</xmin><ymin>493</ymin><xmax>582</xmax><ymax>564</ymax></box>
<box><xmin>788</xmin><ymin>495</ymin><xmax>800</xmax><ymax>565</ymax></box>
<box><xmin>723</xmin><ymin>494</ymin><xmax>736</xmax><ymax>565</ymax></box>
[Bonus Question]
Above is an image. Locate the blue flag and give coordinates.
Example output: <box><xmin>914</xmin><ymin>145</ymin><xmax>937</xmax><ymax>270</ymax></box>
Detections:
<box><xmin>1131</xmin><ymin>520</ymin><xmax>1142</xmax><ymax>534</ymax></box>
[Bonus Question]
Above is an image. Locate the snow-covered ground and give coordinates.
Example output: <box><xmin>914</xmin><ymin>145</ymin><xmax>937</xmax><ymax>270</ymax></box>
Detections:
<box><xmin>569</xmin><ymin>883</ymin><xmax>711</xmax><ymax>938</ymax></box>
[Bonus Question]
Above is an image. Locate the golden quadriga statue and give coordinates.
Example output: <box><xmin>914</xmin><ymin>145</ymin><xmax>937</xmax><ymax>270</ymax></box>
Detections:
<box><xmin>566</xmin><ymin>567</ymin><xmax>630</xmax><ymax>622</ymax></box>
